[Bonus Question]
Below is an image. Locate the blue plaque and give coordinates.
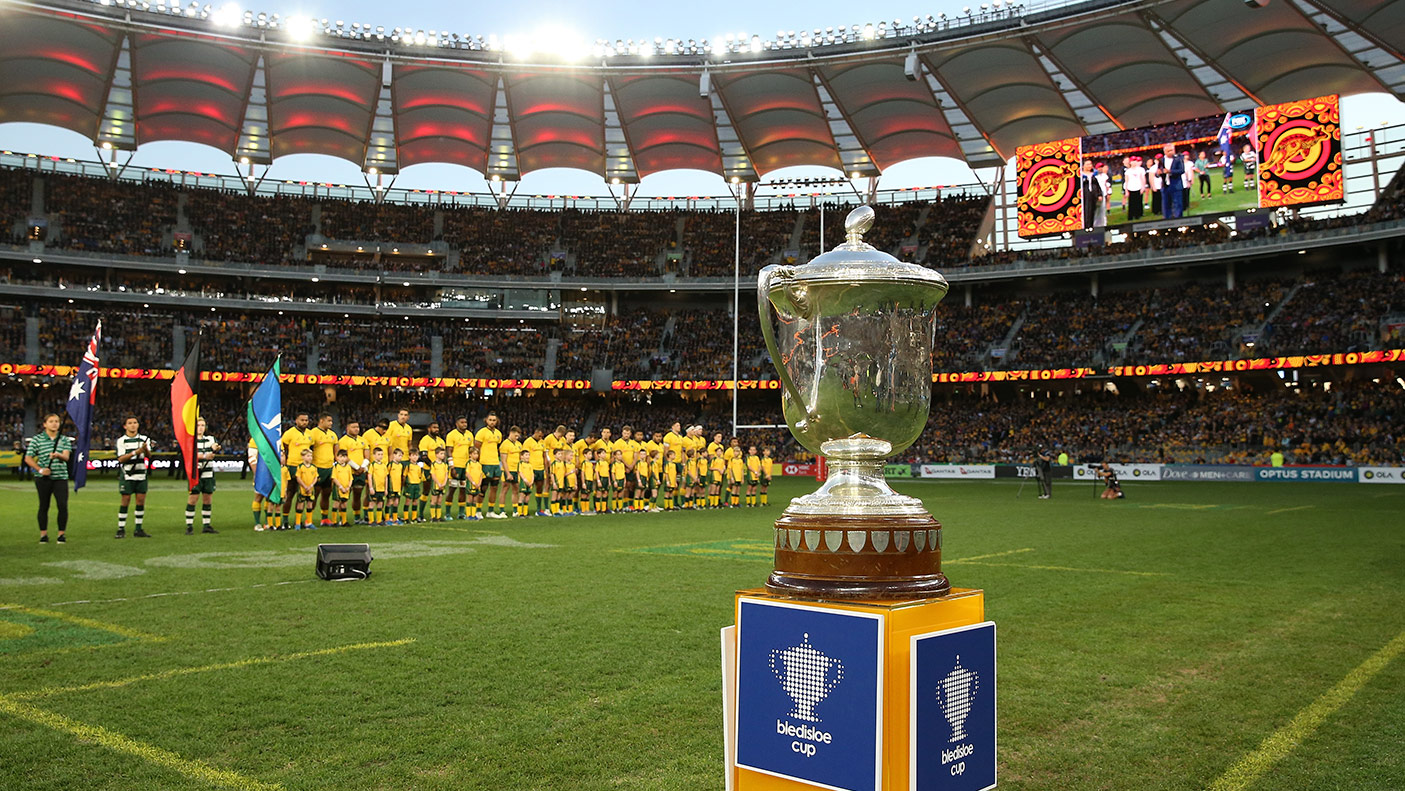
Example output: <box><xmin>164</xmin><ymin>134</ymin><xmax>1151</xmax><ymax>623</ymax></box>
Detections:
<box><xmin>736</xmin><ymin>598</ymin><xmax>883</xmax><ymax>791</ymax></box>
<box><xmin>911</xmin><ymin>621</ymin><xmax>996</xmax><ymax>791</ymax></box>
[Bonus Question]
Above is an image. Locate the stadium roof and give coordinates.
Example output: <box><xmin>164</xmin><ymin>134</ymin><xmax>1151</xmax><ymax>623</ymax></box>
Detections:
<box><xmin>0</xmin><ymin>0</ymin><xmax>1401</xmax><ymax>182</ymax></box>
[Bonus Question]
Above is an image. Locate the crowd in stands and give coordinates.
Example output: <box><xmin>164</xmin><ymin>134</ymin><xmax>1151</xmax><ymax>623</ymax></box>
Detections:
<box><xmin>1</xmin><ymin>168</ymin><xmax>30</xmax><ymax>241</ymax></box>
<box><xmin>0</xmin><ymin>304</ymin><xmax>26</xmax><ymax>360</ymax></box>
<box><xmin>932</xmin><ymin>300</ymin><xmax>1021</xmax><ymax>370</ymax></box>
<box><xmin>440</xmin><ymin>323</ymin><xmax>548</xmax><ymax>379</ymax></box>
<box><xmin>1082</xmin><ymin>115</ymin><xmax>1224</xmax><ymax>158</ymax></box>
<box><xmin>909</xmin><ymin>378</ymin><xmax>1403</xmax><ymax>466</ymax></box>
<box><xmin>1013</xmin><ymin>291</ymin><xmax>1146</xmax><ymax>369</ymax></box>
<box><xmin>559</xmin><ymin>209</ymin><xmax>679</xmax><ymax>277</ymax></box>
<box><xmin>316</xmin><ymin>319</ymin><xmax>433</xmax><ymax>377</ymax></box>
<box><xmin>1134</xmin><ymin>279</ymin><xmax>1289</xmax><ymax>362</ymax></box>
<box><xmin>442</xmin><ymin>206</ymin><xmax>557</xmax><ymax>276</ymax></box>
<box><xmin>922</xmin><ymin>194</ymin><xmax>989</xmax><ymax>267</ymax></box>
<box><xmin>320</xmin><ymin>199</ymin><xmax>436</xmax><ymax>243</ymax></box>
<box><xmin>681</xmin><ymin>208</ymin><xmax>795</xmax><ymax>277</ymax></box>
<box><xmin>187</xmin><ymin>313</ymin><xmax>309</xmax><ymax>374</ymax></box>
<box><xmin>186</xmin><ymin>188</ymin><xmax>312</xmax><ymax>266</ymax></box>
<box><xmin>44</xmin><ymin>173</ymin><xmax>177</xmax><ymax>256</ymax></box>
<box><xmin>1267</xmin><ymin>268</ymin><xmax>1405</xmax><ymax>355</ymax></box>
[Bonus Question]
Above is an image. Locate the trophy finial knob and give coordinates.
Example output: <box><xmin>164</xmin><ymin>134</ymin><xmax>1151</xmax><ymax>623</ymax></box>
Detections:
<box><xmin>844</xmin><ymin>205</ymin><xmax>875</xmax><ymax>242</ymax></box>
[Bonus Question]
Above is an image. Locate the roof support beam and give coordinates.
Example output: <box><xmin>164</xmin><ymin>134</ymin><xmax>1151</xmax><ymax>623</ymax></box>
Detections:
<box><xmin>1141</xmin><ymin>9</ymin><xmax>1262</xmax><ymax>109</ymax></box>
<box><xmin>1026</xmin><ymin>37</ymin><xmax>1121</xmax><ymax>134</ymax></box>
<box><xmin>1282</xmin><ymin>0</ymin><xmax>1402</xmax><ymax>95</ymax></box>
<box><xmin>916</xmin><ymin>52</ymin><xmax>1005</xmax><ymax>165</ymax></box>
<box><xmin>810</xmin><ymin>70</ymin><xmax>878</xmax><ymax>177</ymax></box>
<box><xmin>95</xmin><ymin>32</ymin><xmax>135</xmax><ymax>152</ymax></box>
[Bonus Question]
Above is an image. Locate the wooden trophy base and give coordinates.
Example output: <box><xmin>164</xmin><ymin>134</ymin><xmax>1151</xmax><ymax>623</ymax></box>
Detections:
<box><xmin>765</xmin><ymin>511</ymin><xmax>950</xmax><ymax>601</ymax></box>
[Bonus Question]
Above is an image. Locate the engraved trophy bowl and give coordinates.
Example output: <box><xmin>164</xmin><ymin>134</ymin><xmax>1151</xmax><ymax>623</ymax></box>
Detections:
<box><xmin>759</xmin><ymin>205</ymin><xmax>951</xmax><ymax>600</ymax></box>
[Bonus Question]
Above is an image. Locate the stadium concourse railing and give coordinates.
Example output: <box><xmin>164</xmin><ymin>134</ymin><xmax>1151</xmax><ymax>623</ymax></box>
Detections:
<box><xmin>2</xmin><ymin>349</ymin><xmax>1400</xmax><ymax>391</ymax></box>
<box><xmin>6</xmin><ymin>217</ymin><xmax>1405</xmax><ymax>306</ymax></box>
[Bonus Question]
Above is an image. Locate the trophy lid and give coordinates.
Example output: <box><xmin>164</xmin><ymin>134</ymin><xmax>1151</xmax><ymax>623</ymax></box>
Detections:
<box><xmin>776</xmin><ymin>205</ymin><xmax>949</xmax><ymax>294</ymax></box>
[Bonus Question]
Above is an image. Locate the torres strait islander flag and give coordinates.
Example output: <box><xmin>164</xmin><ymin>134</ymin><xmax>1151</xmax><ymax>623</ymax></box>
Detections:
<box><xmin>65</xmin><ymin>320</ymin><xmax>101</xmax><ymax>491</ymax></box>
<box><xmin>170</xmin><ymin>336</ymin><xmax>201</xmax><ymax>483</ymax></box>
<box><xmin>247</xmin><ymin>357</ymin><xmax>284</xmax><ymax>504</ymax></box>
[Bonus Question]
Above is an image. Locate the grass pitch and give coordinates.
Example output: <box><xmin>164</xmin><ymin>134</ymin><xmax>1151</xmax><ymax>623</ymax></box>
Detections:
<box><xmin>1</xmin><ymin>475</ymin><xmax>1402</xmax><ymax>791</ymax></box>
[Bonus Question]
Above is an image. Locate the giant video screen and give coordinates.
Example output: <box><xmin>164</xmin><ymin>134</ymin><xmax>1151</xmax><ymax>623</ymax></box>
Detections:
<box><xmin>1015</xmin><ymin>94</ymin><xmax>1342</xmax><ymax>238</ymax></box>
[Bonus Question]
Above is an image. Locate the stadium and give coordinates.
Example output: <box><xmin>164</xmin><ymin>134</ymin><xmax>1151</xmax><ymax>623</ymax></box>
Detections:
<box><xmin>0</xmin><ymin>0</ymin><xmax>1402</xmax><ymax>788</ymax></box>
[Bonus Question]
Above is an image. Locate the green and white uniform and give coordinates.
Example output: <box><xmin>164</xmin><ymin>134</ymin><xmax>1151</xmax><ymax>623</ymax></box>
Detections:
<box><xmin>115</xmin><ymin>433</ymin><xmax>151</xmax><ymax>495</ymax></box>
<box><xmin>190</xmin><ymin>435</ymin><xmax>218</xmax><ymax>494</ymax></box>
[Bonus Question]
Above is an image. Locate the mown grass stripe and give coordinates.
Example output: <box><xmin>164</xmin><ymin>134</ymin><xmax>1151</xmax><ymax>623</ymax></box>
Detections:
<box><xmin>1207</xmin><ymin>627</ymin><xmax>1405</xmax><ymax>791</ymax></box>
<box><xmin>955</xmin><ymin>561</ymin><xmax>1170</xmax><ymax>577</ymax></box>
<box><xmin>10</xmin><ymin>638</ymin><xmax>416</xmax><ymax>701</ymax></box>
<box><xmin>0</xmin><ymin>695</ymin><xmax>283</xmax><ymax>791</ymax></box>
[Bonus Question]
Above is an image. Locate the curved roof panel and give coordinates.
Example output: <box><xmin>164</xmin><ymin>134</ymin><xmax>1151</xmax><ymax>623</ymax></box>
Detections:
<box><xmin>0</xmin><ymin>9</ymin><xmax>118</xmax><ymax>138</ymax></box>
<box><xmin>818</xmin><ymin>60</ymin><xmax>961</xmax><ymax>171</ymax></box>
<box><xmin>609</xmin><ymin>73</ymin><xmax>723</xmax><ymax>178</ymax></box>
<box><xmin>130</xmin><ymin>32</ymin><xmax>256</xmax><ymax>153</ymax></box>
<box><xmin>264</xmin><ymin>50</ymin><xmax>380</xmax><ymax>164</ymax></box>
<box><xmin>714</xmin><ymin>69</ymin><xmax>841</xmax><ymax>175</ymax></box>
<box><xmin>391</xmin><ymin>63</ymin><xmax>496</xmax><ymax>171</ymax></box>
<box><xmin>503</xmin><ymin>70</ymin><xmax>605</xmax><ymax>176</ymax></box>
<box><xmin>1</xmin><ymin>0</ymin><xmax>1400</xmax><ymax>179</ymax></box>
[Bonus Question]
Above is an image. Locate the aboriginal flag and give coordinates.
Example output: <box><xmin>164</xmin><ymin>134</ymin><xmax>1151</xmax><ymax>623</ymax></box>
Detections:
<box><xmin>170</xmin><ymin>336</ymin><xmax>201</xmax><ymax>483</ymax></box>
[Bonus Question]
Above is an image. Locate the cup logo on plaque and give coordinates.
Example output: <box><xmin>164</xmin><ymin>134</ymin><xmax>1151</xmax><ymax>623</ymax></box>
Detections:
<box><xmin>768</xmin><ymin>632</ymin><xmax>845</xmax><ymax>722</ymax></box>
<box><xmin>758</xmin><ymin>205</ymin><xmax>951</xmax><ymax>599</ymax></box>
<box><xmin>936</xmin><ymin>655</ymin><xmax>979</xmax><ymax>742</ymax></box>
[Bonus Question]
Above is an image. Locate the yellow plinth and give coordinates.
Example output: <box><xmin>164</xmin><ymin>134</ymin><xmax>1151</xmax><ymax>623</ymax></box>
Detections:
<box><xmin>730</xmin><ymin>587</ymin><xmax>985</xmax><ymax>791</ymax></box>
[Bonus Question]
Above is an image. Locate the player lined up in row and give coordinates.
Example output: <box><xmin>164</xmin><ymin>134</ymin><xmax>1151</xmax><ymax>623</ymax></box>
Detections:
<box><xmin>257</xmin><ymin>410</ymin><xmax>777</xmax><ymax>530</ymax></box>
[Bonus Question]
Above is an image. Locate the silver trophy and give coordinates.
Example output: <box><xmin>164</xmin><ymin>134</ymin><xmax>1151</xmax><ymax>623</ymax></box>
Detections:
<box><xmin>768</xmin><ymin>633</ymin><xmax>845</xmax><ymax>722</ymax></box>
<box><xmin>758</xmin><ymin>205</ymin><xmax>951</xmax><ymax>599</ymax></box>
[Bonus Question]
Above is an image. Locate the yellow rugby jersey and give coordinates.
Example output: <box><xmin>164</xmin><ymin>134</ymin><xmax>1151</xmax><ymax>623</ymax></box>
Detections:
<box><xmin>280</xmin><ymin>427</ymin><xmax>310</xmax><ymax>466</ymax></box>
<box><xmin>419</xmin><ymin>434</ymin><xmax>445</xmax><ymax>459</ymax></box>
<box><xmin>385</xmin><ymin>420</ymin><xmax>413</xmax><ymax>456</ymax></box>
<box><xmin>707</xmin><ymin>441</ymin><xmax>724</xmax><ymax>459</ymax></box>
<box><xmin>663</xmin><ymin>431</ymin><xmax>684</xmax><ymax>459</ymax></box>
<box><xmin>614</xmin><ymin>438</ymin><xmax>640</xmax><ymax>467</ymax></box>
<box><xmin>650</xmin><ymin>454</ymin><xmax>663</xmax><ymax>477</ymax></box>
<box><xmin>550</xmin><ymin>459</ymin><xmax>567</xmax><ymax>487</ymax></box>
<box><xmin>388</xmin><ymin>463</ymin><xmax>404</xmax><ymax>493</ymax></box>
<box><xmin>446</xmin><ymin>429</ymin><xmax>474</xmax><ymax>467</ymax></box>
<box><xmin>405</xmin><ymin>463</ymin><xmax>425</xmax><ymax>485</ymax></box>
<box><xmin>710</xmin><ymin>453</ymin><xmax>725</xmax><ymax>476</ymax></box>
<box><xmin>634</xmin><ymin>458</ymin><xmax>649</xmax><ymax>480</ymax></box>
<box><xmin>518</xmin><ymin>459</ymin><xmax>535</xmax><ymax>482</ymax></box>
<box><xmin>467</xmin><ymin>460</ymin><xmax>484</xmax><ymax>488</ymax></box>
<box><xmin>280</xmin><ymin>465</ymin><xmax>291</xmax><ymax>497</ymax></box>
<box><xmin>642</xmin><ymin>439</ymin><xmax>661</xmax><ymax>460</ymax></box>
<box><xmin>309</xmin><ymin>427</ymin><xmax>339</xmax><ymax>467</ymax></box>
<box><xmin>563</xmin><ymin>458</ymin><xmax>577</xmax><ymax>486</ymax></box>
<box><xmin>543</xmin><ymin>433</ymin><xmax>565</xmax><ymax>459</ymax></box>
<box><xmin>728</xmin><ymin>456</ymin><xmax>745</xmax><ymax>481</ymax></box>
<box><xmin>337</xmin><ymin>434</ymin><xmax>368</xmax><ymax>467</ymax></box>
<box><xmin>369</xmin><ymin>460</ymin><xmax>389</xmax><ymax>493</ymax></box>
<box><xmin>363</xmin><ymin>428</ymin><xmax>388</xmax><ymax>458</ymax></box>
<box><xmin>747</xmin><ymin>454</ymin><xmax>762</xmax><ymax>476</ymax></box>
<box><xmin>500</xmin><ymin>438</ymin><xmax>522</xmax><ymax>467</ymax></box>
<box><xmin>474</xmin><ymin>427</ymin><xmax>503</xmax><ymax>466</ymax></box>
<box><xmin>611</xmin><ymin>460</ymin><xmax>627</xmax><ymax>483</ymax></box>
<box><xmin>524</xmin><ymin>437</ymin><xmax>546</xmax><ymax>470</ymax></box>
<box><xmin>581</xmin><ymin>459</ymin><xmax>596</xmax><ymax>483</ymax></box>
<box><xmin>762</xmin><ymin>457</ymin><xmax>774</xmax><ymax>477</ymax></box>
<box><xmin>296</xmin><ymin>463</ymin><xmax>319</xmax><ymax>495</ymax></box>
<box><xmin>595</xmin><ymin>457</ymin><xmax>610</xmax><ymax>483</ymax></box>
<box><xmin>572</xmin><ymin>439</ymin><xmax>589</xmax><ymax>461</ymax></box>
<box><xmin>331</xmin><ymin>463</ymin><xmax>354</xmax><ymax>492</ymax></box>
<box><xmin>663</xmin><ymin>463</ymin><xmax>679</xmax><ymax>488</ymax></box>
<box><xmin>429</xmin><ymin>461</ymin><xmax>449</xmax><ymax>488</ymax></box>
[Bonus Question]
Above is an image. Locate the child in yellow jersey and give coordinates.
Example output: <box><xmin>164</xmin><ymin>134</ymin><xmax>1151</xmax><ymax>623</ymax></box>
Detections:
<box><xmin>515</xmin><ymin>451</ymin><xmax>534</xmax><ymax>517</ymax></box>
<box><xmin>428</xmin><ymin>447</ymin><xmax>450</xmax><ymax>522</ymax></box>
<box><xmin>331</xmin><ymin>450</ymin><xmax>354</xmax><ymax>525</ymax></box>
<box><xmin>609</xmin><ymin>450</ymin><xmax>627</xmax><ymax>513</ymax></box>
<box><xmin>403</xmin><ymin>449</ymin><xmax>425</xmax><ymax>523</ymax></box>
<box><xmin>663</xmin><ymin>450</ymin><xmax>680</xmax><ymax>510</ymax></box>
<box><xmin>387</xmin><ymin>448</ymin><xmax>405</xmax><ymax>524</ymax></box>
<box><xmin>595</xmin><ymin>451</ymin><xmax>611</xmax><ymax>513</ymax></box>
<box><xmin>633</xmin><ymin>454</ymin><xmax>651</xmax><ymax>512</ymax></box>
<box><xmin>685</xmin><ymin>449</ymin><xmax>701</xmax><ymax>509</ymax></box>
<box><xmin>709</xmin><ymin>448</ymin><xmax>726</xmax><ymax>508</ymax></box>
<box><xmin>465</xmin><ymin>447</ymin><xmax>484</xmax><ymax>521</ymax></box>
<box><xmin>579</xmin><ymin>449</ymin><xmax>596</xmax><ymax>514</ymax></box>
<box><xmin>549</xmin><ymin>449</ymin><xmax>568</xmax><ymax>516</ymax></box>
<box><xmin>760</xmin><ymin>446</ymin><xmax>774</xmax><ymax>506</ymax></box>
<box><xmin>727</xmin><ymin>450</ymin><xmax>746</xmax><ymax>507</ymax></box>
<box><xmin>367</xmin><ymin>448</ymin><xmax>389</xmax><ymax>524</ymax></box>
<box><xmin>295</xmin><ymin>449</ymin><xmax>319</xmax><ymax>529</ymax></box>
<box><xmin>562</xmin><ymin>450</ymin><xmax>578</xmax><ymax>515</ymax></box>
<box><xmin>745</xmin><ymin>446</ymin><xmax>762</xmax><ymax>507</ymax></box>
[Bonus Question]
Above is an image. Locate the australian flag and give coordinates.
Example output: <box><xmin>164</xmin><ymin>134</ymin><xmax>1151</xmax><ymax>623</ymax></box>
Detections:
<box><xmin>1217</xmin><ymin>112</ymin><xmax>1235</xmax><ymax>160</ymax></box>
<box><xmin>66</xmin><ymin>320</ymin><xmax>101</xmax><ymax>491</ymax></box>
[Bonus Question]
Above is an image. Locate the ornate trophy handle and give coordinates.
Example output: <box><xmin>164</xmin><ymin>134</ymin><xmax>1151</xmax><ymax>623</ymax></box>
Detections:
<box><xmin>757</xmin><ymin>265</ymin><xmax>816</xmax><ymax>427</ymax></box>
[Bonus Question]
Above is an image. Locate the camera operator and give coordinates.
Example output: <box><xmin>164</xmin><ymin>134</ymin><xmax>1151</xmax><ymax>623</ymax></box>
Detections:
<box><xmin>1036</xmin><ymin>448</ymin><xmax>1053</xmax><ymax>500</ymax></box>
<box><xmin>1098</xmin><ymin>461</ymin><xmax>1124</xmax><ymax>499</ymax></box>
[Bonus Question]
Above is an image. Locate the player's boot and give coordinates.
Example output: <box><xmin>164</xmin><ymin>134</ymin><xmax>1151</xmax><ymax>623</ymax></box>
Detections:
<box><xmin>115</xmin><ymin>529</ymin><xmax>125</xmax><ymax>539</ymax></box>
